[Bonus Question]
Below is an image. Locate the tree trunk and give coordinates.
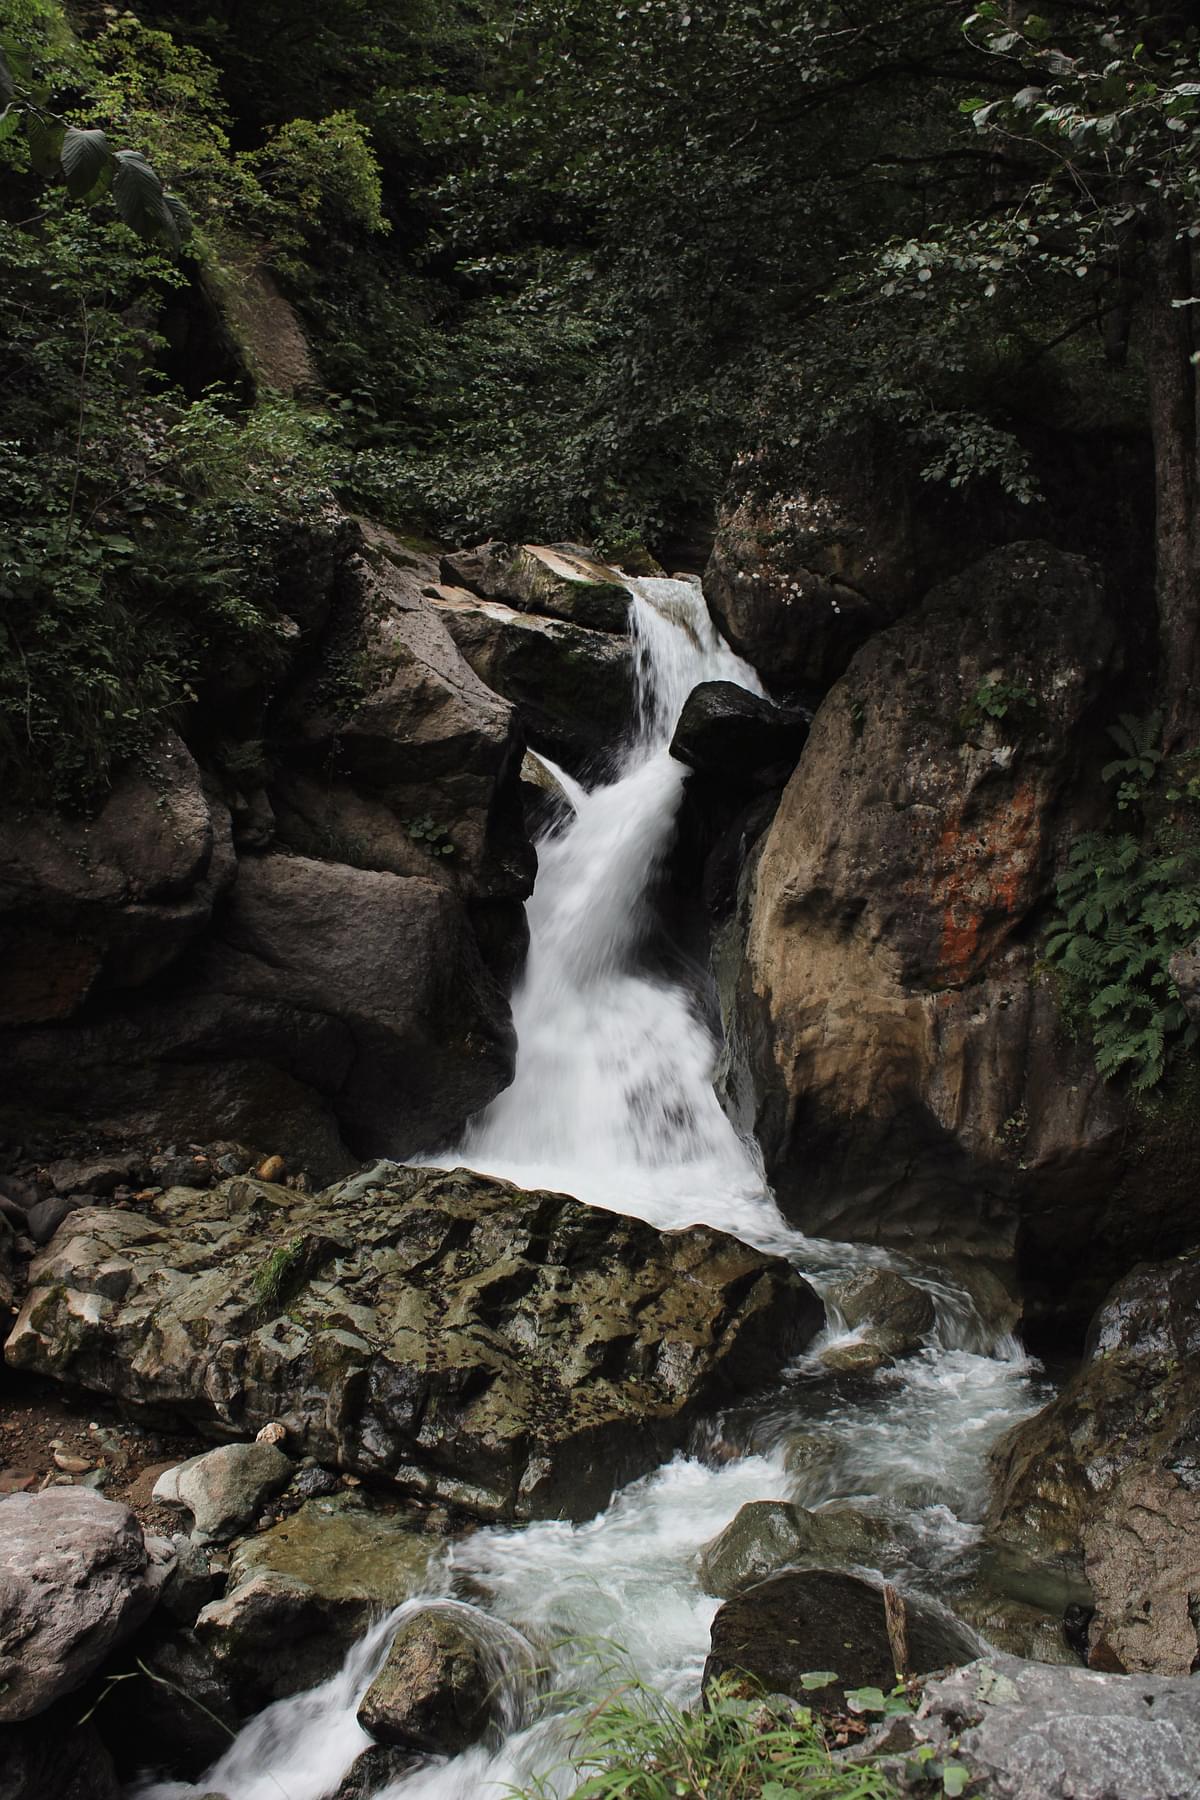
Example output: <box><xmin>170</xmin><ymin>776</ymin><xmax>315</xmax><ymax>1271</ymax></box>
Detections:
<box><xmin>1145</xmin><ymin>218</ymin><xmax>1200</xmax><ymax>751</ymax></box>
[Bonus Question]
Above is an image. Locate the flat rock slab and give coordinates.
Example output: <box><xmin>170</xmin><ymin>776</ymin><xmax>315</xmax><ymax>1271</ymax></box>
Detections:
<box><xmin>5</xmin><ymin>1165</ymin><xmax>822</xmax><ymax>1521</ymax></box>
<box><xmin>898</xmin><ymin>1655</ymin><xmax>1200</xmax><ymax>1800</ymax></box>
<box><xmin>0</xmin><ymin>1488</ymin><xmax>173</xmax><ymax>1721</ymax></box>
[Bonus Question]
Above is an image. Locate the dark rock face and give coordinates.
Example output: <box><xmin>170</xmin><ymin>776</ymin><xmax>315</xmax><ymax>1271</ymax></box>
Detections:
<box><xmin>332</xmin><ymin>1746</ymin><xmax>418</xmax><ymax>1800</ymax></box>
<box><xmin>1170</xmin><ymin>938</ymin><xmax>1200</xmax><ymax>1027</ymax></box>
<box><xmin>669</xmin><ymin>681</ymin><xmax>809</xmax><ymax>783</ymax></box>
<box><xmin>872</xmin><ymin>1654</ymin><xmax>1200</xmax><ymax>1800</ymax></box>
<box><xmin>725</xmin><ymin>542</ymin><xmax>1146</xmax><ymax>1309</ymax></box>
<box><xmin>703</xmin><ymin>1569</ymin><xmax>980</xmax><ymax>1710</ymax></box>
<box><xmin>0</xmin><ymin>1489</ymin><xmax>174</xmax><ymax>1721</ymax></box>
<box><xmin>441</xmin><ymin>541</ymin><xmax>632</xmax><ymax>634</ymax></box>
<box><xmin>0</xmin><ymin>521</ymin><xmax>534</xmax><ymax>1179</ymax></box>
<box><xmin>0</xmin><ymin>1708</ymin><xmax>121</xmax><ymax>1800</ymax></box>
<box><xmin>0</xmin><ymin>732</ymin><xmax>233</xmax><ymax>1026</ymax></box>
<box><xmin>357</xmin><ymin>1606</ymin><xmax>520</xmax><ymax>1754</ymax></box>
<box><xmin>6</xmin><ymin>1166</ymin><xmax>823</xmax><ymax>1522</ymax></box>
<box><xmin>98</xmin><ymin>1630</ymin><xmax>238</xmax><ymax>1782</ymax></box>
<box><xmin>986</xmin><ymin>1254</ymin><xmax>1200</xmax><ymax>1675</ymax></box>
<box><xmin>427</xmin><ymin>587</ymin><xmax>635</xmax><ymax>772</ymax></box>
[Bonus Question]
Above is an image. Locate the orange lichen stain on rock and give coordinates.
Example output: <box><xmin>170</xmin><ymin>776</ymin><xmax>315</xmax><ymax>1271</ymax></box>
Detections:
<box><xmin>931</xmin><ymin>777</ymin><xmax>1041</xmax><ymax>986</ymax></box>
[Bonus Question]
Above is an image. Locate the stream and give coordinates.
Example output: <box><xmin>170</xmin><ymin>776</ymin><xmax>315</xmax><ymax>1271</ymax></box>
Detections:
<box><xmin>138</xmin><ymin>578</ymin><xmax>1048</xmax><ymax>1800</ymax></box>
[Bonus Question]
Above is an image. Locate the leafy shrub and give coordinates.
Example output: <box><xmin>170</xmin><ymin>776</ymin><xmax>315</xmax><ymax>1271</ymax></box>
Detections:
<box><xmin>1046</xmin><ymin>831</ymin><xmax>1200</xmax><ymax>1093</ymax></box>
<box><xmin>514</xmin><ymin>1675</ymin><xmax>898</xmax><ymax>1800</ymax></box>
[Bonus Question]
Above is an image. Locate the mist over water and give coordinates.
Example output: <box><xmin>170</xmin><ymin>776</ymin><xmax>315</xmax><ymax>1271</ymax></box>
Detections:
<box><xmin>138</xmin><ymin>577</ymin><xmax>1045</xmax><ymax>1800</ymax></box>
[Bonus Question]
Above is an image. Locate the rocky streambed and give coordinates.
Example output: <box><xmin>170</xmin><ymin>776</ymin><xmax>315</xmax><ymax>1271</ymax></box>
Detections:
<box><xmin>2</xmin><ymin>538</ymin><xmax>1199</xmax><ymax>1800</ymax></box>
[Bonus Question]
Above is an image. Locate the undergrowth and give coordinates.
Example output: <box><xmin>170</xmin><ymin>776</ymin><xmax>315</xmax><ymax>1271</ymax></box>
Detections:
<box><xmin>1045</xmin><ymin>713</ymin><xmax>1200</xmax><ymax>1092</ymax></box>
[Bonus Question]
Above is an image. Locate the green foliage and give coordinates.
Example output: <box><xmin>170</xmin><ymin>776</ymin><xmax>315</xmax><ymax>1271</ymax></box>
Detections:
<box><xmin>513</xmin><ymin>1675</ymin><xmax>898</xmax><ymax>1800</ymax></box>
<box><xmin>406</xmin><ymin>814</ymin><xmax>455</xmax><ymax>858</ymax></box>
<box><xmin>1045</xmin><ymin>832</ymin><xmax>1200</xmax><ymax>1093</ymax></box>
<box><xmin>960</xmin><ymin>677</ymin><xmax>1038</xmax><ymax>736</ymax></box>
<box><xmin>250</xmin><ymin>109</ymin><xmax>389</xmax><ymax>259</ymax></box>
<box><xmin>1101</xmin><ymin>711</ymin><xmax>1164</xmax><ymax>811</ymax></box>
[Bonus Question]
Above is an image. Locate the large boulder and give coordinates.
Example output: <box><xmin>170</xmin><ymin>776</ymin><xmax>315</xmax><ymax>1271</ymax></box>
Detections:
<box><xmin>725</xmin><ymin>543</ymin><xmax>1138</xmax><ymax>1313</ymax></box>
<box><xmin>0</xmin><ymin>733</ymin><xmax>234</xmax><ymax>1026</ymax></box>
<box><xmin>704</xmin><ymin>438</ymin><xmax>922</xmax><ymax>696</ymax></box>
<box><xmin>703</xmin><ymin>1569</ymin><xmax>980</xmax><ymax>1711</ymax></box>
<box><xmin>0</xmin><ymin>1489</ymin><xmax>174</xmax><ymax>1721</ymax></box>
<box><xmin>0</xmin><ymin>855</ymin><xmax>517</xmax><ymax>1178</ymax></box>
<box><xmin>6</xmin><ymin>1165</ymin><xmax>823</xmax><ymax>1522</ymax></box>
<box><xmin>868</xmin><ymin>1654</ymin><xmax>1200</xmax><ymax>1800</ymax></box>
<box><xmin>668</xmin><ymin>681</ymin><xmax>809</xmax><ymax>784</ymax></box>
<box><xmin>440</xmin><ymin>541</ymin><xmax>632</xmax><ymax>634</ymax></box>
<box><xmin>986</xmin><ymin>1254</ymin><xmax>1200</xmax><ymax>1675</ymax></box>
<box><xmin>279</xmin><ymin>534</ymin><xmax>533</xmax><ymax>904</ymax></box>
<box><xmin>426</xmin><ymin>588</ymin><xmax>635</xmax><ymax>772</ymax></box>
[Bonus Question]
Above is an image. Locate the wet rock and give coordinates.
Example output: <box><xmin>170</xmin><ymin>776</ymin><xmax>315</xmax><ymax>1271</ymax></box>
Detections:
<box><xmin>98</xmin><ymin>1629</ymin><xmax>238</xmax><ymax>1781</ymax></box>
<box><xmin>0</xmin><ymin>1707</ymin><xmax>121</xmax><ymax>1800</ymax></box>
<box><xmin>46</xmin><ymin>1155</ymin><xmax>139</xmax><ymax>1197</ymax></box>
<box><xmin>152</xmin><ymin>1442</ymin><xmax>294</xmax><ymax>1544</ymax></box>
<box><xmin>441</xmin><ymin>541</ymin><xmax>631</xmax><ymax>634</ymax></box>
<box><xmin>782</xmin><ymin>1431</ymin><xmax>839</xmax><ymax>1481</ymax></box>
<box><xmin>818</xmin><ymin>1340</ymin><xmax>890</xmax><ymax>1376</ymax></box>
<box><xmin>197</xmin><ymin>1496</ymin><xmax>442</xmax><ymax>1707</ymax></box>
<box><xmin>828</xmin><ymin>1269</ymin><xmax>935</xmax><ymax>1357</ymax></box>
<box><xmin>704</xmin><ymin>1569</ymin><xmax>980</xmax><ymax>1711</ymax></box>
<box><xmin>287</xmin><ymin>1460</ymin><xmax>343</xmax><ymax>1502</ymax></box>
<box><xmin>950</xmin><ymin>1591</ymin><xmax>1079</xmax><ymax>1666</ymax></box>
<box><xmin>669</xmin><ymin>681</ymin><xmax>808</xmax><ymax>783</ymax></box>
<box><xmin>726</xmin><ymin>542</ymin><xmax>1128</xmax><ymax>1301</ymax></box>
<box><xmin>0</xmin><ymin>1489</ymin><xmax>174</xmax><ymax>1720</ymax></box>
<box><xmin>986</xmin><ymin>1254</ymin><xmax>1200</xmax><ymax>1675</ymax></box>
<box><xmin>357</xmin><ymin>1606</ymin><xmax>528</xmax><ymax>1754</ymax></box>
<box><xmin>698</xmin><ymin>1500</ymin><xmax>899</xmax><ymax>1598</ymax></box>
<box><xmin>158</xmin><ymin>1534</ymin><xmax>218</xmax><ymax>1626</ymax></box>
<box><xmin>332</xmin><ymin>1745</ymin><xmax>419</xmax><ymax>1800</ymax></box>
<box><xmin>880</xmin><ymin>1653</ymin><xmax>1200</xmax><ymax>1800</ymax></box>
<box><xmin>8</xmin><ymin>1166</ymin><xmax>822</xmax><ymax>1522</ymax></box>
<box><xmin>427</xmin><ymin>587</ymin><xmax>635</xmax><ymax>771</ymax></box>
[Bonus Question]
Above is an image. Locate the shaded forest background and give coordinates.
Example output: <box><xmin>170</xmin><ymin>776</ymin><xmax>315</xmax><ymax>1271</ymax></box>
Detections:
<box><xmin>1</xmin><ymin>0</ymin><xmax>1198</xmax><ymax>810</ymax></box>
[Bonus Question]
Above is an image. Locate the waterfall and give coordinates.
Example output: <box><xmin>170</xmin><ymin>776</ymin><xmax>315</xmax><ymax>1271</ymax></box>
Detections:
<box><xmin>135</xmin><ymin>575</ymin><xmax>1045</xmax><ymax>1800</ymax></box>
<box><xmin>452</xmin><ymin>576</ymin><xmax>788</xmax><ymax>1246</ymax></box>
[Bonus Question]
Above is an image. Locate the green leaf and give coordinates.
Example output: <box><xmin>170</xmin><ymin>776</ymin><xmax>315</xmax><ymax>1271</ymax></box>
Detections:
<box><xmin>942</xmin><ymin>1765</ymin><xmax>971</xmax><ymax>1797</ymax></box>
<box><xmin>0</xmin><ymin>105</ymin><xmax>20</xmax><ymax>144</ymax></box>
<box><xmin>61</xmin><ymin>125</ymin><xmax>112</xmax><ymax>201</ymax></box>
<box><xmin>844</xmin><ymin>1686</ymin><xmax>888</xmax><ymax>1714</ymax></box>
<box><xmin>0</xmin><ymin>47</ymin><xmax>12</xmax><ymax>106</ymax></box>
<box><xmin>799</xmin><ymin>1670</ymin><xmax>839</xmax><ymax>1689</ymax></box>
<box><xmin>112</xmin><ymin>149</ymin><xmax>178</xmax><ymax>246</ymax></box>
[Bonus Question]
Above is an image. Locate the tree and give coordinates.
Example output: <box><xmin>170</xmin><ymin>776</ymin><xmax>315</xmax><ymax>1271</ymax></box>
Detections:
<box><xmin>960</xmin><ymin>4</ymin><xmax>1200</xmax><ymax>746</ymax></box>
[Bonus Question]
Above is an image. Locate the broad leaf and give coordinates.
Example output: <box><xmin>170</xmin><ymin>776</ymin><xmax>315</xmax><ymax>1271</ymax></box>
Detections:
<box><xmin>112</xmin><ymin>148</ymin><xmax>177</xmax><ymax>246</ymax></box>
<box><xmin>61</xmin><ymin>125</ymin><xmax>112</xmax><ymax>201</ymax></box>
<box><xmin>26</xmin><ymin>116</ymin><xmax>65</xmax><ymax>177</ymax></box>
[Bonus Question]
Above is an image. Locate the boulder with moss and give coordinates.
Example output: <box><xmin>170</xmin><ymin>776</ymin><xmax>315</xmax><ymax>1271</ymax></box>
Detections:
<box><xmin>6</xmin><ymin>1165</ymin><xmax>823</xmax><ymax>1522</ymax></box>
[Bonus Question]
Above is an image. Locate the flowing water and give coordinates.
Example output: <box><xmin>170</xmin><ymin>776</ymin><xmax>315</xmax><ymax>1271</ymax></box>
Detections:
<box><xmin>137</xmin><ymin>577</ymin><xmax>1046</xmax><ymax>1800</ymax></box>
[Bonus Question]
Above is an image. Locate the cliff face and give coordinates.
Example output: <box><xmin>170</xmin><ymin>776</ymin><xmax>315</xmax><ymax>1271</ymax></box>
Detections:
<box><xmin>0</xmin><ymin>523</ymin><xmax>533</xmax><ymax>1179</ymax></box>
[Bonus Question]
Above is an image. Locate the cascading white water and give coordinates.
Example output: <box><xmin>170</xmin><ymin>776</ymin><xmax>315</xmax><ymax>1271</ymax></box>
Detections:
<box><xmin>451</xmin><ymin>575</ymin><xmax>783</xmax><ymax>1244</ymax></box>
<box><xmin>138</xmin><ymin>576</ymin><xmax>1046</xmax><ymax>1800</ymax></box>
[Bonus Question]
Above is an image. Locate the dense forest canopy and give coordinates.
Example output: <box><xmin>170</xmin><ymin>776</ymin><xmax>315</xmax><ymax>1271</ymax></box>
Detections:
<box><xmin>1</xmin><ymin>0</ymin><xmax>1198</xmax><ymax>808</ymax></box>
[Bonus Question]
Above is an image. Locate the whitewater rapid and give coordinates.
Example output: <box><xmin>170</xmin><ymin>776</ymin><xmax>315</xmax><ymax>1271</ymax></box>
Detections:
<box><xmin>136</xmin><ymin>575</ymin><xmax>1045</xmax><ymax>1800</ymax></box>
